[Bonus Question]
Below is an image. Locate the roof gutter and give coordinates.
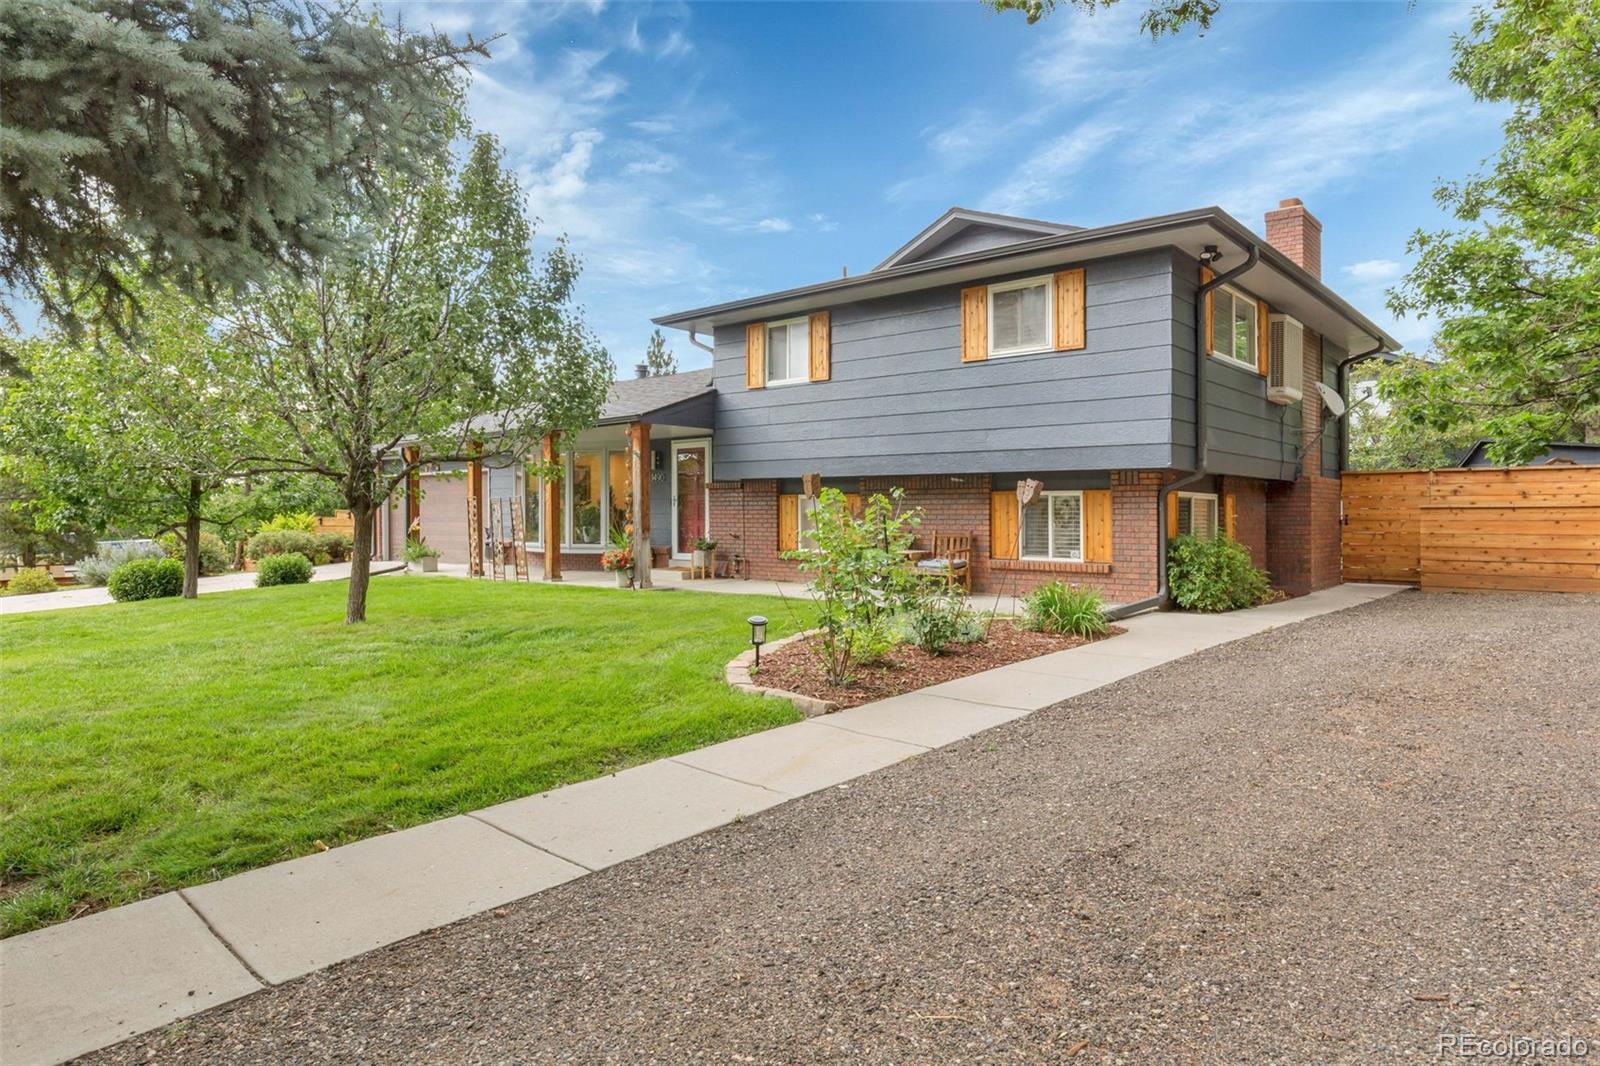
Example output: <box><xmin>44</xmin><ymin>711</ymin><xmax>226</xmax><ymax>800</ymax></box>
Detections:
<box><xmin>1106</xmin><ymin>241</ymin><xmax>1259</xmax><ymax>622</ymax></box>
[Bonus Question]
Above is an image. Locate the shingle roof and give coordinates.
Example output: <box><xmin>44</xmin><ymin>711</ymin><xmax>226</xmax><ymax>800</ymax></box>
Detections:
<box><xmin>597</xmin><ymin>368</ymin><xmax>714</xmax><ymax>424</ymax></box>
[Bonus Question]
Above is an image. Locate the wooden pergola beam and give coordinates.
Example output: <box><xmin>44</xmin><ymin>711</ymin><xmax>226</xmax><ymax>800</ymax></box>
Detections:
<box><xmin>629</xmin><ymin>421</ymin><xmax>652</xmax><ymax>589</ymax></box>
<box><xmin>541</xmin><ymin>432</ymin><xmax>562</xmax><ymax>582</ymax></box>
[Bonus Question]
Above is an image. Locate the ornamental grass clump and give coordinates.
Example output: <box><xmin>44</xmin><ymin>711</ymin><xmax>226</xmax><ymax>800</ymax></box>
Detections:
<box><xmin>1021</xmin><ymin>581</ymin><xmax>1109</xmax><ymax>639</ymax></box>
<box><xmin>1167</xmin><ymin>534</ymin><xmax>1272</xmax><ymax>612</ymax></box>
<box><xmin>783</xmin><ymin>488</ymin><xmax>921</xmax><ymax>685</ymax></box>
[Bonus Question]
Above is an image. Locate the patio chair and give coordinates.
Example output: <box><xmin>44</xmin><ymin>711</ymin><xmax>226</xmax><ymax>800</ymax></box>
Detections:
<box><xmin>914</xmin><ymin>531</ymin><xmax>972</xmax><ymax>593</ymax></box>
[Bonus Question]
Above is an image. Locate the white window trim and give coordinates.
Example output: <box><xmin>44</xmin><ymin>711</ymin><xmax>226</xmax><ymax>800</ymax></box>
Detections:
<box><xmin>1018</xmin><ymin>489</ymin><xmax>1084</xmax><ymax>562</ymax></box>
<box><xmin>1208</xmin><ymin>284</ymin><xmax>1260</xmax><ymax>372</ymax></box>
<box><xmin>987</xmin><ymin>274</ymin><xmax>1055</xmax><ymax>359</ymax></box>
<box><xmin>765</xmin><ymin>316</ymin><xmax>811</xmax><ymax>387</ymax></box>
<box><xmin>520</xmin><ymin>468</ymin><xmax>543</xmax><ymax>549</ymax></box>
<box><xmin>1177</xmin><ymin>491</ymin><xmax>1220</xmax><ymax>539</ymax></box>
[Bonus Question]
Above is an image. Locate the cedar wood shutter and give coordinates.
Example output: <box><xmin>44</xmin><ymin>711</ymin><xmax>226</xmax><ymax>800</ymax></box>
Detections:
<box><xmin>1224</xmin><ymin>493</ymin><xmax>1238</xmax><ymax>539</ymax></box>
<box><xmin>777</xmin><ymin>495</ymin><xmax>799</xmax><ymax>552</ymax></box>
<box><xmin>989</xmin><ymin>491</ymin><xmax>1017</xmax><ymax>559</ymax></box>
<box><xmin>1200</xmin><ymin>266</ymin><xmax>1215</xmax><ymax>353</ymax></box>
<box><xmin>746</xmin><ymin>323</ymin><xmax>766</xmax><ymax>389</ymax></box>
<box><xmin>1166</xmin><ymin>492</ymin><xmax>1181</xmax><ymax>540</ymax></box>
<box><xmin>808</xmin><ymin>311</ymin><xmax>831</xmax><ymax>382</ymax></box>
<box><xmin>961</xmin><ymin>286</ymin><xmax>988</xmax><ymax>362</ymax></box>
<box><xmin>1054</xmin><ymin>268</ymin><xmax>1086</xmax><ymax>351</ymax></box>
<box><xmin>1256</xmin><ymin>298</ymin><xmax>1271</xmax><ymax>376</ymax></box>
<box><xmin>1083</xmin><ymin>489</ymin><xmax>1112</xmax><ymax>562</ymax></box>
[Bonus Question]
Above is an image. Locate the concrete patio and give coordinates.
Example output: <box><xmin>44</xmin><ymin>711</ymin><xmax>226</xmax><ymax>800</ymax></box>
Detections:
<box><xmin>0</xmin><ymin>583</ymin><xmax>1404</xmax><ymax>1066</ymax></box>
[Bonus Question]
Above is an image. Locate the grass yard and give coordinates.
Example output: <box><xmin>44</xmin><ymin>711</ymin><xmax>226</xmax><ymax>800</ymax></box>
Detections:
<box><xmin>0</xmin><ymin>576</ymin><xmax>803</xmax><ymax>937</ymax></box>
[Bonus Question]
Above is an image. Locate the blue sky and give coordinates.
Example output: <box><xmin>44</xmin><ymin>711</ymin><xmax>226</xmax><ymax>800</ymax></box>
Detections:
<box><xmin>422</xmin><ymin>0</ymin><xmax>1504</xmax><ymax>373</ymax></box>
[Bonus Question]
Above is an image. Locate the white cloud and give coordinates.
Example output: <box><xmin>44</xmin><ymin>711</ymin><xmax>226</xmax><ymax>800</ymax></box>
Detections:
<box><xmin>623</xmin><ymin>147</ymin><xmax>679</xmax><ymax>176</ymax></box>
<box><xmin>629</xmin><ymin>117</ymin><xmax>676</xmax><ymax>136</ymax></box>
<box><xmin>524</xmin><ymin>129</ymin><xmax>604</xmax><ymax>206</ymax></box>
<box><xmin>981</xmin><ymin>119</ymin><xmax>1121</xmax><ymax>215</ymax></box>
<box><xmin>658</xmin><ymin>28</ymin><xmax>693</xmax><ymax>59</ymax></box>
<box><xmin>754</xmin><ymin>217</ymin><xmax>793</xmax><ymax>234</ymax></box>
<box><xmin>1344</xmin><ymin>258</ymin><xmax>1404</xmax><ymax>283</ymax></box>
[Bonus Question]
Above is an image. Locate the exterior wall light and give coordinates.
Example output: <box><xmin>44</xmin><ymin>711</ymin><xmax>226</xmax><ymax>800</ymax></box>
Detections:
<box><xmin>748</xmin><ymin>615</ymin><xmax>768</xmax><ymax>666</ymax></box>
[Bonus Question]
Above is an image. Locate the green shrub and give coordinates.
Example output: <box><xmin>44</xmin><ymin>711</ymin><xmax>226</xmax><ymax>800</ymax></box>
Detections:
<box><xmin>5</xmin><ymin>567</ymin><xmax>58</xmax><ymax>596</ymax></box>
<box><xmin>1021</xmin><ymin>581</ymin><xmax>1109</xmax><ymax>638</ymax></box>
<box><xmin>901</xmin><ymin>583</ymin><xmax>977</xmax><ymax>655</ymax></box>
<box><xmin>256</xmin><ymin>553</ymin><xmax>313</xmax><ymax>587</ymax></box>
<box><xmin>246</xmin><ymin>529</ymin><xmax>318</xmax><ymax>562</ymax></box>
<box><xmin>157</xmin><ymin>531</ymin><xmax>231</xmax><ymax>575</ymax></box>
<box><xmin>314</xmin><ymin>531</ymin><xmax>352</xmax><ymax>562</ymax></box>
<box><xmin>257</xmin><ymin>512</ymin><xmax>318</xmax><ymax>533</ymax></box>
<box><xmin>107</xmin><ymin>558</ymin><xmax>184</xmax><ymax>602</ymax></box>
<box><xmin>1167</xmin><ymin>535</ymin><xmax>1272</xmax><ymax>612</ymax></box>
<box><xmin>77</xmin><ymin>542</ymin><xmax>166</xmax><ymax>586</ymax></box>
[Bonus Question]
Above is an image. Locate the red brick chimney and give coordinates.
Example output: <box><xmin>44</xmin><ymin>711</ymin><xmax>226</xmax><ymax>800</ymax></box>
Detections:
<box><xmin>1264</xmin><ymin>198</ymin><xmax>1322</xmax><ymax>279</ymax></box>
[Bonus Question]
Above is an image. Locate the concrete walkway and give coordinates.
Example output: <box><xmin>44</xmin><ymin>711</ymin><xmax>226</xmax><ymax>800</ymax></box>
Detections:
<box><xmin>0</xmin><ymin>563</ymin><xmax>356</xmax><ymax>616</ymax></box>
<box><xmin>0</xmin><ymin>584</ymin><xmax>1404</xmax><ymax>1066</ymax></box>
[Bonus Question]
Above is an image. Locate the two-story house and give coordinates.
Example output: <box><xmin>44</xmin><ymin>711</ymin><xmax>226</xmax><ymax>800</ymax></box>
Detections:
<box><xmin>380</xmin><ymin>198</ymin><xmax>1397</xmax><ymax>607</ymax></box>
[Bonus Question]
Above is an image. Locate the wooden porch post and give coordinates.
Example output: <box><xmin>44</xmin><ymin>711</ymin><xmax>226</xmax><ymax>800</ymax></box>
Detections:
<box><xmin>541</xmin><ymin>432</ymin><xmax>562</xmax><ymax>582</ymax></box>
<box><xmin>402</xmin><ymin>446</ymin><xmax>420</xmax><ymax>535</ymax></box>
<box><xmin>466</xmin><ymin>441</ymin><xmax>485</xmax><ymax>577</ymax></box>
<box><xmin>629</xmin><ymin>422</ymin><xmax>652</xmax><ymax>589</ymax></box>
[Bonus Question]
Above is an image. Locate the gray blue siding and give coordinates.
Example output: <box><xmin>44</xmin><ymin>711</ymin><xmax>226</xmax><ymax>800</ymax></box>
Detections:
<box><xmin>711</xmin><ymin>249</ymin><xmax>1179</xmax><ymax>480</ymax></box>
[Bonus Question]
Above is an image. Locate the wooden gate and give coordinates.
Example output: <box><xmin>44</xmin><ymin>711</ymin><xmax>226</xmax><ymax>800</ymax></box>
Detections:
<box><xmin>1342</xmin><ymin>466</ymin><xmax>1600</xmax><ymax>592</ymax></box>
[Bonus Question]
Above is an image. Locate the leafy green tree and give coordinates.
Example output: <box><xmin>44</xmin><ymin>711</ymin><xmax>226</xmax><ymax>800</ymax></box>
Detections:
<box><xmin>1385</xmin><ymin>0</ymin><xmax>1600</xmax><ymax>465</ymax></box>
<box><xmin>1</xmin><ymin>296</ymin><xmax>279</xmax><ymax>596</ymax></box>
<box><xmin>981</xmin><ymin>0</ymin><xmax>1218</xmax><ymax>35</ymax></box>
<box><xmin>0</xmin><ymin>0</ymin><xmax>485</xmax><ymax>334</ymax></box>
<box><xmin>644</xmin><ymin>328</ymin><xmax>679</xmax><ymax>376</ymax></box>
<box><xmin>0</xmin><ymin>473</ymin><xmax>94</xmax><ymax>567</ymax></box>
<box><xmin>1346</xmin><ymin>365</ymin><xmax>1482</xmax><ymax>471</ymax></box>
<box><xmin>227</xmin><ymin>128</ymin><xmax>614</xmax><ymax>623</ymax></box>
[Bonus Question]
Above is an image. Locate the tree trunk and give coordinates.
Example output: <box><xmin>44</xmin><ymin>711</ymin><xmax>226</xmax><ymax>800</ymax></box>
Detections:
<box><xmin>346</xmin><ymin>497</ymin><xmax>373</xmax><ymax>624</ymax></box>
<box><xmin>182</xmin><ymin>478</ymin><xmax>202</xmax><ymax>599</ymax></box>
<box><xmin>21</xmin><ymin>542</ymin><xmax>36</xmax><ymax>568</ymax></box>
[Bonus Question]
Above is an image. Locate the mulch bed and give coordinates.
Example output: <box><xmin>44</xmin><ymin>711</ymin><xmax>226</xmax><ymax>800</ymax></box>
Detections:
<box><xmin>753</xmin><ymin>618</ymin><xmax>1125</xmax><ymax>709</ymax></box>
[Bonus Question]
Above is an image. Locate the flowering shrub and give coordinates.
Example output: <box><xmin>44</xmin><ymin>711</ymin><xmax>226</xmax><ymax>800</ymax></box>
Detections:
<box><xmin>600</xmin><ymin>547</ymin><xmax>634</xmax><ymax>572</ymax></box>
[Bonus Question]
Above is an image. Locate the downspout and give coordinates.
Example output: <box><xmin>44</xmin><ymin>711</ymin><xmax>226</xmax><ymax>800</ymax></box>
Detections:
<box><xmin>1107</xmin><ymin>242</ymin><xmax>1259</xmax><ymax>621</ymax></box>
<box><xmin>688</xmin><ymin>328</ymin><xmax>714</xmax><ymax>355</ymax></box>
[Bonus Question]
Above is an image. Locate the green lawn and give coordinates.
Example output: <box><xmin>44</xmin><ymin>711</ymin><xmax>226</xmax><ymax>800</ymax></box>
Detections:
<box><xmin>0</xmin><ymin>577</ymin><xmax>803</xmax><ymax>937</ymax></box>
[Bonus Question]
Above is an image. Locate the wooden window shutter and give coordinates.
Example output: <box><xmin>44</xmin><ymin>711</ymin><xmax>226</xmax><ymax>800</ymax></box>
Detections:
<box><xmin>961</xmin><ymin>286</ymin><xmax>988</xmax><ymax>363</ymax></box>
<box><xmin>745</xmin><ymin>323</ymin><xmax>767</xmax><ymax>390</ymax></box>
<box><xmin>1256</xmin><ymin>300</ymin><xmax>1270</xmax><ymax>376</ymax></box>
<box><xmin>1083</xmin><ymin>489</ymin><xmax>1112</xmax><ymax>562</ymax></box>
<box><xmin>1166</xmin><ymin>491</ymin><xmax>1180</xmax><ymax>540</ymax></box>
<box><xmin>1054</xmin><ymin>268</ymin><xmax>1086</xmax><ymax>351</ymax></box>
<box><xmin>1199</xmin><ymin>266</ymin><xmax>1215</xmax><ymax>354</ymax></box>
<box><xmin>989</xmin><ymin>490</ymin><xmax>1018</xmax><ymax>559</ymax></box>
<box><xmin>777</xmin><ymin>495</ymin><xmax>799</xmax><ymax>552</ymax></box>
<box><xmin>808</xmin><ymin>311</ymin><xmax>831</xmax><ymax>382</ymax></box>
<box><xmin>1224</xmin><ymin>493</ymin><xmax>1238</xmax><ymax>539</ymax></box>
<box><xmin>844</xmin><ymin>492</ymin><xmax>863</xmax><ymax>518</ymax></box>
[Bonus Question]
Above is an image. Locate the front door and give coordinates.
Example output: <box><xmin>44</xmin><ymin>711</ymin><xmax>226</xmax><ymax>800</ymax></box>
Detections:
<box><xmin>672</xmin><ymin>440</ymin><xmax>710</xmax><ymax>560</ymax></box>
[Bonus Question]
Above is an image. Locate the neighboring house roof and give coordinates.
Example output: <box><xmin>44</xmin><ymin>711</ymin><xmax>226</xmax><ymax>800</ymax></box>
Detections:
<box><xmin>595</xmin><ymin>368</ymin><xmax>714</xmax><ymax>426</ymax></box>
<box><xmin>654</xmin><ymin>205</ymin><xmax>1402</xmax><ymax>356</ymax></box>
<box><xmin>1458</xmin><ymin>439</ymin><xmax>1600</xmax><ymax>467</ymax></box>
<box><xmin>873</xmin><ymin>207</ymin><xmax>1081</xmax><ymax>272</ymax></box>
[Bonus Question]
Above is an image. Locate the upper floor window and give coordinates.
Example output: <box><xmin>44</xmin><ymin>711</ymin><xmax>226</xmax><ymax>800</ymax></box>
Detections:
<box><xmin>988</xmin><ymin>275</ymin><xmax>1053</xmax><ymax>357</ymax></box>
<box><xmin>1209</xmin><ymin>286</ymin><xmax>1258</xmax><ymax>368</ymax></box>
<box><xmin>1019</xmin><ymin>490</ymin><xmax>1083</xmax><ymax>561</ymax></box>
<box><xmin>1176</xmin><ymin>492</ymin><xmax>1219</xmax><ymax>539</ymax></box>
<box><xmin>766</xmin><ymin>317</ymin><xmax>810</xmax><ymax>385</ymax></box>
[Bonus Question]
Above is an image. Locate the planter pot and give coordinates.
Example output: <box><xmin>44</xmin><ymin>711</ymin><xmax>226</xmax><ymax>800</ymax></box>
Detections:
<box><xmin>409</xmin><ymin>556</ymin><xmax>438</xmax><ymax>574</ymax></box>
<box><xmin>614</xmin><ymin>569</ymin><xmax>632</xmax><ymax>588</ymax></box>
<box><xmin>692</xmin><ymin>548</ymin><xmax>714</xmax><ymax>572</ymax></box>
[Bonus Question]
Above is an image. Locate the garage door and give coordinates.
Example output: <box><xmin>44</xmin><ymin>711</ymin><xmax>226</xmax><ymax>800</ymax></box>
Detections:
<box><xmin>418</xmin><ymin>474</ymin><xmax>471</xmax><ymax>563</ymax></box>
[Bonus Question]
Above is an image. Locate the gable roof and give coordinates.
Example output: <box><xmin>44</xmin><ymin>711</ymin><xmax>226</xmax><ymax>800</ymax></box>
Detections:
<box><xmin>596</xmin><ymin>368</ymin><xmax>714</xmax><ymax>425</ymax></box>
<box><xmin>654</xmin><ymin>205</ymin><xmax>1401</xmax><ymax>355</ymax></box>
<box><xmin>873</xmin><ymin>207</ymin><xmax>1080</xmax><ymax>271</ymax></box>
<box><xmin>1458</xmin><ymin>439</ymin><xmax>1600</xmax><ymax>467</ymax></box>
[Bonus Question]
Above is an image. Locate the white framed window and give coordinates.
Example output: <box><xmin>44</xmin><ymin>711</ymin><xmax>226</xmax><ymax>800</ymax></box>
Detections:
<box><xmin>521</xmin><ymin>467</ymin><xmax>543</xmax><ymax>547</ymax></box>
<box><xmin>988</xmin><ymin>275</ymin><xmax>1053</xmax><ymax>357</ymax></box>
<box><xmin>1019</xmin><ymin>491</ymin><xmax>1083</xmax><ymax>561</ymax></box>
<box><xmin>765</xmin><ymin>317</ymin><xmax>810</xmax><ymax>385</ymax></box>
<box><xmin>1209</xmin><ymin>285</ymin><xmax>1258</xmax><ymax>369</ymax></box>
<box><xmin>1177</xmin><ymin>492</ymin><xmax>1219</xmax><ymax>539</ymax></box>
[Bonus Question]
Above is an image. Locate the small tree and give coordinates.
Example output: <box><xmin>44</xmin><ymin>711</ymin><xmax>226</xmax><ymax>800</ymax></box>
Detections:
<box><xmin>783</xmin><ymin>489</ymin><xmax>921</xmax><ymax>686</ymax></box>
<box><xmin>229</xmin><ymin>126</ymin><xmax>613</xmax><ymax>623</ymax></box>
<box><xmin>644</xmin><ymin>328</ymin><xmax>679</xmax><ymax>376</ymax></box>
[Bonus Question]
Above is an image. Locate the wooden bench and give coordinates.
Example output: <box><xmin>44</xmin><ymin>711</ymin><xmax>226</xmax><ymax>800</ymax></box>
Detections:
<box><xmin>912</xmin><ymin>531</ymin><xmax>973</xmax><ymax>593</ymax></box>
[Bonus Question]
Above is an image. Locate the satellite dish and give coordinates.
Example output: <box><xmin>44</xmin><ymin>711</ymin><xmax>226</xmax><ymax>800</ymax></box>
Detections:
<box><xmin>1315</xmin><ymin>381</ymin><xmax>1347</xmax><ymax>418</ymax></box>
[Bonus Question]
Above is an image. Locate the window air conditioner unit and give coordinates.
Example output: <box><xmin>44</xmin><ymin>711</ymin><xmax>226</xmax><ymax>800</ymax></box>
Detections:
<box><xmin>1267</xmin><ymin>313</ymin><xmax>1305</xmax><ymax>405</ymax></box>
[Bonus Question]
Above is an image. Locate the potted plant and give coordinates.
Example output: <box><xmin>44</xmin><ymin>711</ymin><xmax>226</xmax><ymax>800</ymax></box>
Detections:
<box><xmin>403</xmin><ymin>537</ymin><xmax>440</xmax><ymax>573</ymax></box>
<box><xmin>693</xmin><ymin>535</ymin><xmax>718</xmax><ymax>573</ymax></box>
<box><xmin>602</xmin><ymin>526</ymin><xmax>634</xmax><ymax>587</ymax></box>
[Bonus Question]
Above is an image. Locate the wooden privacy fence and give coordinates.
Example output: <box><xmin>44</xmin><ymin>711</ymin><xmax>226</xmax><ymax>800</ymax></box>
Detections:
<box><xmin>1342</xmin><ymin>466</ymin><xmax>1600</xmax><ymax>592</ymax></box>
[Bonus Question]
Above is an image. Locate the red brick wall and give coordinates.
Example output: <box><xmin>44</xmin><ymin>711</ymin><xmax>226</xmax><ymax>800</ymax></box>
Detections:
<box><xmin>710</xmin><ymin>471</ymin><xmax>1167</xmax><ymax>605</ymax></box>
<box><xmin>1264</xmin><ymin>198</ymin><xmax>1323</xmax><ymax>280</ymax></box>
<box><xmin>1219</xmin><ymin>475</ymin><xmax>1268</xmax><ymax>569</ymax></box>
<box><xmin>1264</xmin><ymin>326</ymin><xmax>1343</xmax><ymax>595</ymax></box>
<box><xmin>526</xmin><ymin>550</ymin><xmax>604</xmax><ymax>572</ymax></box>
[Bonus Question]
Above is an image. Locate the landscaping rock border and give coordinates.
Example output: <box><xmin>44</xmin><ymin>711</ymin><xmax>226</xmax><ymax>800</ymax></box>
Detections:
<box><xmin>724</xmin><ymin>631</ymin><xmax>839</xmax><ymax>716</ymax></box>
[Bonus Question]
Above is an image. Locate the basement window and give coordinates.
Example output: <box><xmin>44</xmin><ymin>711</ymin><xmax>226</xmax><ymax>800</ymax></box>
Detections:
<box><xmin>1019</xmin><ymin>491</ymin><xmax>1084</xmax><ymax>561</ymax></box>
<box><xmin>1177</xmin><ymin>492</ymin><xmax>1219</xmax><ymax>539</ymax></box>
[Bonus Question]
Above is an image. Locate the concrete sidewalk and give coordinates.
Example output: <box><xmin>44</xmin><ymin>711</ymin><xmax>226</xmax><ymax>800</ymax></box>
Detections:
<box><xmin>0</xmin><ymin>583</ymin><xmax>1405</xmax><ymax>1066</ymax></box>
<box><xmin>0</xmin><ymin>563</ymin><xmax>356</xmax><ymax>616</ymax></box>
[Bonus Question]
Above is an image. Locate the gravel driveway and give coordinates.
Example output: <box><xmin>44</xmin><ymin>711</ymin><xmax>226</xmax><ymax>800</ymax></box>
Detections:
<box><xmin>91</xmin><ymin>591</ymin><xmax>1600</xmax><ymax>1064</ymax></box>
